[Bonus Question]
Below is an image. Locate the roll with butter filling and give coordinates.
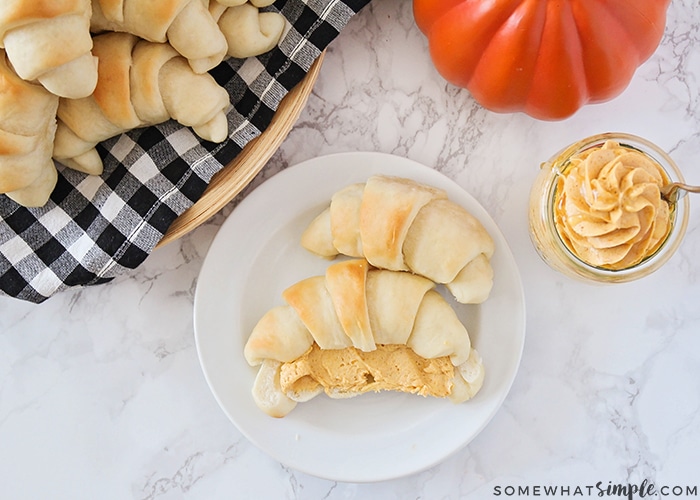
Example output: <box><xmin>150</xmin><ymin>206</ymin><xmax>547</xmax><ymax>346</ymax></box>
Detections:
<box><xmin>244</xmin><ymin>259</ymin><xmax>485</xmax><ymax>417</ymax></box>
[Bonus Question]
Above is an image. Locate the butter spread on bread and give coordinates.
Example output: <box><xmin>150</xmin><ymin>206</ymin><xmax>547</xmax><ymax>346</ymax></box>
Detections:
<box><xmin>280</xmin><ymin>344</ymin><xmax>455</xmax><ymax>400</ymax></box>
<box><xmin>244</xmin><ymin>259</ymin><xmax>485</xmax><ymax>418</ymax></box>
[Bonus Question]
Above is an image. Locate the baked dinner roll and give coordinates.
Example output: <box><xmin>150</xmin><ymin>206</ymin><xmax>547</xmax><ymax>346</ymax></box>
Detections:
<box><xmin>244</xmin><ymin>259</ymin><xmax>485</xmax><ymax>417</ymax></box>
<box><xmin>0</xmin><ymin>50</ymin><xmax>60</xmax><ymax>207</ymax></box>
<box><xmin>302</xmin><ymin>175</ymin><xmax>496</xmax><ymax>304</ymax></box>
<box><xmin>53</xmin><ymin>32</ymin><xmax>230</xmax><ymax>175</ymax></box>
<box><xmin>0</xmin><ymin>0</ymin><xmax>98</xmax><ymax>98</ymax></box>
<box><xmin>208</xmin><ymin>1</ymin><xmax>285</xmax><ymax>59</ymax></box>
<box><xmin>90</xmin><ymin>0</ymin><xmax>229</xmax><ymax>73</ymax></box>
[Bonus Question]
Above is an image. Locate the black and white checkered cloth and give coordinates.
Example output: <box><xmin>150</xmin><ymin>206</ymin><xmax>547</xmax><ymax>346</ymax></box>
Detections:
<box><xmin>0</xmin><ymin>0</ymin><xmax>370</xmax><ymax>304</ymax></box>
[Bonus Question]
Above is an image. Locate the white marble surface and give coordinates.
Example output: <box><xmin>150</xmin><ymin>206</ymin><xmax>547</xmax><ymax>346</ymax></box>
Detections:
<box><xmin>2</xmin><ymin>1</ymin><xmax>700</xmax><ymax>498</ymax></box>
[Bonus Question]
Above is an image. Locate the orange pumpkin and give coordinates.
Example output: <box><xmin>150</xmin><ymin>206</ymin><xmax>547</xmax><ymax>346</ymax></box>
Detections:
<box><xmin>413</xmin><ymin>0</ymin><xmax>671</xmax><ymax>120</ymax></box>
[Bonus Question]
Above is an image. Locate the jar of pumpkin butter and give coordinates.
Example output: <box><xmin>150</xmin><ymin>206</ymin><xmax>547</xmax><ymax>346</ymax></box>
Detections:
<box><xmin>528</xmin><ymin>133</ymin><xmax>689</xmax><ymax>283</ymax></box>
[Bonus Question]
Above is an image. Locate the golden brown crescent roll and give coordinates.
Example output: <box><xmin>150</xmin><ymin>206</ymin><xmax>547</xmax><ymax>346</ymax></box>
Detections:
<box><xmin>91</xmin><ymin>0</ymin><xmax>228</xmax><ymax>73</ymax></box>
<box><xmin>244</xmin><ymin>259</ymin><xmax>485</xmax><ymax>417</ymax></box>
<box><xmin>52</xmin><ymin>32</ymin><xmax>230</xmax><ymax>175</ymax></box>
<box><xmin>208</xmin><ymin>1</ymin><xmax>285</xmax><ymax>59</ymax></box>
<box><xmin>0</xmin><ymin>0</ymin><xmax>98</xmax><ymax>98</ymax></box>
<box><xmin>0</xmin><ymin>50</ymin><xmax>60</xmax><ymax>207</ymax></box>
<box><xmin>302</xmin><ymin>175</ymin><xmax>496</xmax><ymax>304</ymax></box>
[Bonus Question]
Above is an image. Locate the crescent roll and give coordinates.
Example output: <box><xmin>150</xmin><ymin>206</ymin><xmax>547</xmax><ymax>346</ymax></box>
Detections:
<box><xmin>209</xmin><ymin>1</ymin><xmax>285</xmax><ymax>59</ymax></box>
<box><xmin>244</xmin><ymin>259</ymin><xmax>485</xmax><ymax>417</ymax></box>
<box><xmin>0</xmin><ymin>0</ymin><xmax>98</xmax><ymax>98</ymax></box>
<box><xmin>0</xmin><ymin>50</ymin><xmax>60</xmax><ymax>207</ymax></box>
<box><xmin>91</xmin><ymin>0</ymin><xmax>228</xmax><ymax>74</ymax></box>
<box><xmin>302</xmin><ymin>175</ymin><xmax>496</xmax><ymax>304</ymax></box>
<box><xmin>53</xmin><ymin>32</ymin><xmax>230</xmax><ymax>175</ymax></box>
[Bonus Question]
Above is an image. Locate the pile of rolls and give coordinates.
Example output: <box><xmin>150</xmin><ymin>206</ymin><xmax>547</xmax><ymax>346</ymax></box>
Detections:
<box><xmin>0</xmin><ymin>0</ymin><xmax>285</xmax><ymax>206</ymax></box>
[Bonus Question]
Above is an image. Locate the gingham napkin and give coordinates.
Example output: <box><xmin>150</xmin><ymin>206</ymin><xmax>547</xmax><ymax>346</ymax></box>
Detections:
<box><xmin>0</xmin><ymin>0</ymin><xmax>370</xmax><ymax>304</ymax></box>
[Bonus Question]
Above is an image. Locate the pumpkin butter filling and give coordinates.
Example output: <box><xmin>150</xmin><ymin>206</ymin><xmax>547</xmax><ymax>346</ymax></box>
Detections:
<box><xmin>554</xmin><ymin>140</ymin><xmax>673</xmax><ymax>270</ymax></box>
<box><xmin>279</xmin><ymin>344</ymin><xmax>455</xmax><ymax>398</ymax></box>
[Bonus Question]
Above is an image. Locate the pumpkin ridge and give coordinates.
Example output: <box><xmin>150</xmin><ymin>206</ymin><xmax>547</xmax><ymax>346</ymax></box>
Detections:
<box><xmin>426</xmin><ymin>0</ymin><xmax>526</xmax><ymax>88</ymax></box>
<box><xmin>571</xmin><ymin>0</ymin><xmax>638</xmax><ymax>102</ymax></box>
<box><xmin>525</xmin><ymin>1</ymin><xmax>587</xmax><ymax>119</ymax></box>
<box><xmin>413</xmin><ymin>0</ymin><xmax>671</xmax><ymax>120</ymax></box>
<box><xmin>590</xmin><ymin>0</ymin><xmax>670</xmax><ymax>59</ymax></box>
<box><xmin>470</xmin><ymin>0</ymin><xmax>547</xmax><ymax>112</ymax></box>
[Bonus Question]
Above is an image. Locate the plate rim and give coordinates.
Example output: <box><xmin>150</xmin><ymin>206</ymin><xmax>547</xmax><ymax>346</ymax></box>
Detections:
<box><xmin>193</xmin><ymin>151</ymin><xmax>526</xmax><ymax>482</ymax></box>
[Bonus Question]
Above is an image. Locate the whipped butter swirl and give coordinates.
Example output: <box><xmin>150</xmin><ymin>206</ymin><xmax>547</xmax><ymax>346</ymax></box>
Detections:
<box><xmin>554</xmin><ymin>140</ymin><xmax>672</xmax><ymax>270</ymax></box>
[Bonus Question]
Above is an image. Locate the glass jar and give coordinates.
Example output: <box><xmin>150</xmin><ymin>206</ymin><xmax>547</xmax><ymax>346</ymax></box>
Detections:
<box><xmin>528</xmin><ymin>132</ymin><xmax>690</xmax><ymax>283</ymax></box>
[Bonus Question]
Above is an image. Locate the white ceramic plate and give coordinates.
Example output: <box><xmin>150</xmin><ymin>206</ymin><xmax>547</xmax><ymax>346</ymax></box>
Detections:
<box><xmin>193</xmin><ymin>152</ymin><xmax>526</xmax><ymax>482</ymax></box>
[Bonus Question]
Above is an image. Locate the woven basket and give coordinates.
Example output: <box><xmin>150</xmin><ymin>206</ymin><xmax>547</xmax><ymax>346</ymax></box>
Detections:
<box><xmin>157</xmin><ymin>52</ymin><xmax>325</xmax><ymax>247</ymax></box>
